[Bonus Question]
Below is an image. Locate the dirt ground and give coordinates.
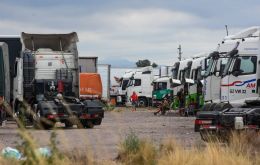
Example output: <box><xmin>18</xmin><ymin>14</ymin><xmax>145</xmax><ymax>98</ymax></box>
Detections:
<box><xmin>0</xmin><ymin>107</ymin><xmax>203</xmax><ymax>160</ymax></box>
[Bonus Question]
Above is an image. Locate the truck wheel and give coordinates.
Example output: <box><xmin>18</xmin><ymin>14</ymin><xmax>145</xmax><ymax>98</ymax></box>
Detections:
<box><xmin>42</xmin><ymin>123</ymin><xmax>55</xmax><ymax>130</ymax></box>
<box><xmin>65</xmin><ymin>121</ymin><xmax>73</xmax><ymax>128</ymax></box>
<box><xmin>94</xmin><ymin>119</ymin><xmax>102</xmax><ymax>125</ymax></box>
<box><xmin>213</xmin><ymin>103</ymin><xmax>232</xmax><ymax>111</ymax></box>
<box><xmin>138</xmin><ymin>98</ymin><xmax>147</xmax><ymax>107</ymax></box>
<box><xmin>84</xmin><ymin>121</ymin><xmax>94</xmax><ymax>129</ymax></box>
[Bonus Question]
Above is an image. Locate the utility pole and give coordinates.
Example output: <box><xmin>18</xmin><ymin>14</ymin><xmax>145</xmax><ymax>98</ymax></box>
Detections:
<box><xmin>177</xmin><ymin>44</ymin><xmax>182</xmax><ymax>61</ymax></box>
<box><xmin>225</xmin><ymin>25</ymin><xmax>229</xmax><ymax>36</ymax></box>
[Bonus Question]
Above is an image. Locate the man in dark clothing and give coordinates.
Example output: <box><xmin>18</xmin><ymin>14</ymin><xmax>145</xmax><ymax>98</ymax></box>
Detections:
<box><xmin>177</xmin><ymin>88</ymin><xmax>185</xmax><ymax>115</ymax></box>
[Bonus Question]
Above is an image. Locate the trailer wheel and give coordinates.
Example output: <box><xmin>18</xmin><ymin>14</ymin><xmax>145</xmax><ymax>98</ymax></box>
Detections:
<box><xmin>138</xmin><ymin>97</ymin><xmax>147</xmax><ymax>107</ymax></box>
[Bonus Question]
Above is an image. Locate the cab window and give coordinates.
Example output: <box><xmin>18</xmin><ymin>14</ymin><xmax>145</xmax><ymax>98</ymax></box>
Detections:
<box><xmin>134</xmin><ymin>79</ymin><xmax>141</xmax><ymax>86</ymax></box>
<box><xmin>235</xmin><ymin>56</ymin><xmax>257</xmax><ymax>75</ymax></box>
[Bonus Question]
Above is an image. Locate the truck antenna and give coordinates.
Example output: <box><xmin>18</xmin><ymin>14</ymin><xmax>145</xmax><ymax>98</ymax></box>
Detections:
<box><xmin>225</xmin><ymin>25</ymin><xmax>229</xmax><ymax>36</ymax></box>
<box><xmin>177</xmin><ymin>44</ymin><xmax>182</xmax><ymax>61</ymax></box>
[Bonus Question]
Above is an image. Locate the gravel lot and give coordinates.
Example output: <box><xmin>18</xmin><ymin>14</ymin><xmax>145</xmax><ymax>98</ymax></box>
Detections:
<box><xmin>0</xmin><ymin>108</ymin><xmax>202</xmax><ymax>160</ymax></box>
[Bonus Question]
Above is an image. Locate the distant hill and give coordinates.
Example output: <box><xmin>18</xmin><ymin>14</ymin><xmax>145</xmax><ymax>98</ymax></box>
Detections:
<box><xmin>99</xmin><ymin>57</ymin><xmax>135</xmax><ymax>68</ymax></box>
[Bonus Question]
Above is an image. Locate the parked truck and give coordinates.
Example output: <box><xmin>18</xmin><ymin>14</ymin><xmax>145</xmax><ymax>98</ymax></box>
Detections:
<box><xmin>126</xmin><ymin>66</ymin><xmax>158</xmax><ymax>107</ymax></box>
<box><xmin>184</xmin><ymin>55</ymin><xmax>207</xmax><ymax>112</ymax></box>
<box><xmin>1</xmin><ymin>33</ymin><xmax>104</xmax><ymax>129</ymax></box>
<box><xmin>195</xmin><ymin>27</ymin><xmax>260</xmax><ymax>140</ymax></box>
<box><xmin>152</xmin><ymin>66</ymin><xmax>173</xmax><ymax>106</ymax></box>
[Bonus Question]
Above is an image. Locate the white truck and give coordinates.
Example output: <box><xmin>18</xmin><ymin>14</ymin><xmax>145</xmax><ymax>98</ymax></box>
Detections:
<box><xmin>195</xmin><ymin>26</ymin><xmax>260</xmax><ymax>140</ymax></box>
<box><xmin>200</xmin><ymin>27</ymin><xmax>259</xmax><ymax>111</ymax></box>
<box><xmin>185</xmin><ymin>55</ymin><xmax>207</xmax><ymax>111</ymax></box>
<box><xmin>171</xmin><ymin>58</ymin><xmax>193</xmax><ymax>109</ymax></box>
<box><xmin>1</xmin><ymin>33</ymin><xmax>104</xmax><ymax>129</ymax></box>
<box><xmin>126</xmin><ymin>66</ymin><xmax>157</xmax><ymax>107</ymax></box>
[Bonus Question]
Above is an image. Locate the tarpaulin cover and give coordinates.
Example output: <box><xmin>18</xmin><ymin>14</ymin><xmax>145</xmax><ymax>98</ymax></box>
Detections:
<box><xmin>79</xmin><ymin>73</ymin><xmax>102</xmax><ymax>97</ymax></box>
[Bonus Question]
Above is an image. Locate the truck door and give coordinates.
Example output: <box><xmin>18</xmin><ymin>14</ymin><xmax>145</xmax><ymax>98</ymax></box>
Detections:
<box><xmin>222</xmin><ymin>56</ymin><xmax>257</xmax><ymax>102</ymax></box>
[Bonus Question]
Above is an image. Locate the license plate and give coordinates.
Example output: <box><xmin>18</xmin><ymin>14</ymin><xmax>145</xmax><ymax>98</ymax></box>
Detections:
<box><xmin>201</xmin><ymin>120</ymin><xmax>212</xmax><ymax>124</ymax></box>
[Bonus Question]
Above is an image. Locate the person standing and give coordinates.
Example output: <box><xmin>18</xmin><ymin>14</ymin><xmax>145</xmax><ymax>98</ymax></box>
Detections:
<box><xmin>130</xmin><ymin>91</ymin><xmax>138</xmax><ymax>111</ymax></box>
<box><xmin>177</xmin><ymin>88</ymin><xmax>185</xmax><ymax>115</ymax></box>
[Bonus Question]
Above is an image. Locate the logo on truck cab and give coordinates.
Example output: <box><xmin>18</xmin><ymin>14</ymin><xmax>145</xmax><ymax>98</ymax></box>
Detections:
<box><xmin>221</xmin><ymin>79</ymin><xmax>256</xmax><ymax>87</ymax></box>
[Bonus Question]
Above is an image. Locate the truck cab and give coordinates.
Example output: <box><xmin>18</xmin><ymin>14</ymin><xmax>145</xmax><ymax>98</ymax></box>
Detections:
<box><xmin>152</xmin><ymin>66</ymin><xmax>173</xmax><ymax>106</ymax></box>
<box><xmin>171</xmin><ymin>58</ymin><xmax>193</xmax><ymax>109</ymax></box>
<box><xmin>152</xmin><ymin>77</ymin><xmax>172</xmax><ymax>106</ymax></box>
<box><xmin>220</xmin><ymin>27</ymin><xmax>260</xmax><ymax>106</ymax></box>
<box><xmin>115</xmin><ymin>70</ymin><xmax>135</xmax><ymax>105</ymax></box>
<box><xmin>126</xmin><ymin>66</ymin><xmax>155</xmax><ymax>107</ymax></box>
<box><xmin>185</xmin><ymin>55</ymin><xmax>207</xmax><ymax>110</ymax></box>
<box><xmin>195</xmin><ymin>27</ymin><xmax>260</xmax><ymax>139</ymax></box>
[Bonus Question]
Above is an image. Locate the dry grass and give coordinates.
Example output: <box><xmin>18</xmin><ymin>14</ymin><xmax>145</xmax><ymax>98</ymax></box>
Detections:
<box><xmin>1</xmin><ymin>128</ymin><xmax>259</xmax><ymax>165</ymax></box>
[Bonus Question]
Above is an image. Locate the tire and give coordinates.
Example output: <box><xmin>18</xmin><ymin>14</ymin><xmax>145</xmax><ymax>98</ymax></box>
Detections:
<box><xmin>138</xmin><ymin>97</ymin><xmax>147</xmax><ymax>107</ymax></box>
<box><xmin>84</xmin><ymin>121</ymin><xmax>94</xmax><ymax>129</ymax></box>
<box><xmin>213</xmin><ymin>103</ymin><xmax>232</xmax><ymax>111</ymax></box>
<box><xmin>94</xmin><ymin>119</ymin><xmax>102</xmax><ymax>125</ymax></box>
<box><xmin>42</xmin><ymin>122</ymin><xmax>55</xmax><ymax>130</ymax></box>
<box><xmin>65</xmin><ymin>121</ymin><xmax>73</xmax><ymax>128</ymax></box>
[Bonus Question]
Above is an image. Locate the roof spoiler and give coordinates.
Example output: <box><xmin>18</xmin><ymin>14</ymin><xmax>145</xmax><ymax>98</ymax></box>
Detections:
<box><xmin>21</xmin><ymin>32</ymin><xmax>78</xmax><ymax>51</ymax></box>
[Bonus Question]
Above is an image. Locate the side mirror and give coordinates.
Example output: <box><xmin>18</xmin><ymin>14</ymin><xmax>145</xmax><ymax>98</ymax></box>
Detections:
<box><xmin>201</xmin><ymin>70</ymin><xmax>206</xmax><ymax>77</ymax></box>
<box><xmin>201</xmin><ymin>60</ymin><xmax>206</xmax><ymax>71</ymax></box>
<box><xmin>214</xmin><ymin>71</ymin><xmax>220</xmax><ymax>77</ymax></box>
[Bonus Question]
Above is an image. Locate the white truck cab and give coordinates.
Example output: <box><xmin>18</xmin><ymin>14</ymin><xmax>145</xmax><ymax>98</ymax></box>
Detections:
<box><xmin>220</xmin><ymin>27</ymin><xmax>260</xmax><ymax>106</ymax></box>
<box><xmin>116</xmin><ymin>70</ymin><xmax>135</xmax><ymax>104</ymax></box>
<box><xmin>186</xmin><ymin>55</ymin><xmax>207</xmax><ymax>108</ymax></box>
<box><xmin>201</xmin><ymin>26</ymin><xmax>260</xmax><ymax>111</ymax></box>
<box><xmin>126</xmin><ymin>66</ymin><xmax>156</xmax><ymax>107</ymax></box>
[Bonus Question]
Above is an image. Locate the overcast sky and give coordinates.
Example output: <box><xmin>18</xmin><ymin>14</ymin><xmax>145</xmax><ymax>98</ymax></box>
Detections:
<box><xmin>0</xmin><ymin>0</ymin><xmax>259</xmax><ymax>66</ymax></box>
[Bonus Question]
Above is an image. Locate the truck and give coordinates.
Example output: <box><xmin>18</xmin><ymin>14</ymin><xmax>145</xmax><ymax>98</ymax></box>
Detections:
<box><xmin>126</xmin><ymin>66</ymin><xmax>158</xmax><ymax>107</ymax></box>
<box><xmin>184</xmin><ymin>55</ymin><xmax>207</xmax><ymax>112</ymax></box>
<box><xmin>110</xmin><ymin>69</ymin><xmax>136</xmax><ymax>106</ymax></box>
<box><xmin>195</xmin><ymin>26</ymin><xmax>260</xmax><ymax>140</ymax></box>
<box><xmin>1</xmin><ymin>33</ymin><xmax>104</xmax><ymax>129</ymax></box>
<box><xmin>171</xmin><ymin>58</ymin><xmax>194</xmax><ymax>110</ymax></box>
<box><xmin>152</xmin><ymin>66</ymin><xmax>173</xmax><ymax>106</ymax></box>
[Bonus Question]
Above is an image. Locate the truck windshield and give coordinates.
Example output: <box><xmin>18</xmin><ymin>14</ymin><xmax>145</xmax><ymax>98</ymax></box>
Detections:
<box><xmin>121</xmin><ymin>80</ymin><xmax>129</xmax><ymax>90</ymax></box>
<box><xmin>185</xmin><ymin>67</ymin><xmax>191</xmax><ymax>79</ymax></box>
<box><xmin>222</xmin><ymin>57</ymin><xmax>234</xmax><ymax>77</ymax></box>
<box><xmin>172</xmin><ymin>68</ymin><xmax>178</xmax><ymax>79</ymax></box>
<box><xmin>154</xmin><ymin>82</ymin><xmax>167</xmax><ymax>90</ymax></box>
<box><xmin>204</xmin><ymin>58</ymin><xmax>214</xmax><ymax>77</ymax></box>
